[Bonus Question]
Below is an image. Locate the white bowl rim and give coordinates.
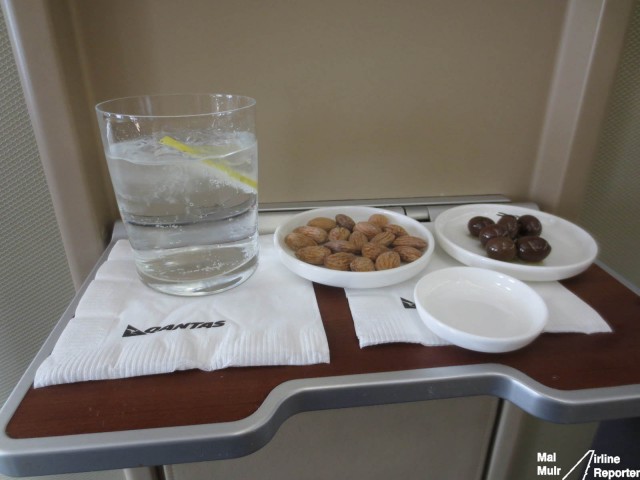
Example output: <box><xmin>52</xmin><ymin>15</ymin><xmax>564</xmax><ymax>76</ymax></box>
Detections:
<box><xmin>274</xmin><ymin>206</ymin><xmax>435</xmax><ymax>288</ymax></box>
<box><xmin>433</xmin><ymin>204</ymin><xmax>598</xmax><ymax>281</ymax></box>
<box><xmin>413</xmin><ymin>266</ymin><xmax>548</xmax><ymax>349</ymax></box>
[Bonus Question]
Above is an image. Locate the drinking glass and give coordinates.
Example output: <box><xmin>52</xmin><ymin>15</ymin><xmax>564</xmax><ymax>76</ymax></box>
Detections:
<box><xmin>96</xmin><ymin>94</ymin><xmax>259</xmax><ymax>296</ymax></box>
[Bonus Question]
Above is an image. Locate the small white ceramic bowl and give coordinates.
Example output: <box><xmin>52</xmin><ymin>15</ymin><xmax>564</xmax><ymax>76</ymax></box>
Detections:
<box><xmin>274</xmin><ymin>206</ymin><xmax>435</xmax><ymax>289</ymax></box>
<box><xmin>413</xmin><ymin>267</ymin><xmax>548</xmax><ymax>353</ymax></box>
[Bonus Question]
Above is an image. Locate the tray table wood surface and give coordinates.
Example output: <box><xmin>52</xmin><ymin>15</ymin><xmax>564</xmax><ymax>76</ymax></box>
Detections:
<box><xmin>1</xmin><ymin>249</ymin><xmax>639</xmax><ymax>476</ymax></box>
<box><xmin>5</xmin><ymin>264</ymin><xmax>640</xmax><ymax>438</ymax></box>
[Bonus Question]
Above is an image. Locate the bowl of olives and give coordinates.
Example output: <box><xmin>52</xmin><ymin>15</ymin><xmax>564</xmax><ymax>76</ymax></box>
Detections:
<box><xmin>434</xmin><ymin>204</ymin><xmax>598</xmax><ymax>281</ymax></box>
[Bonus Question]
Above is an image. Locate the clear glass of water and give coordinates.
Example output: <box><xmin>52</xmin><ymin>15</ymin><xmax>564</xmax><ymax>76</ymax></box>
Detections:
<box><xmin>96</xmin><ymin>94</ymin><xmax>259</xmax><ymax>296</ymax></box>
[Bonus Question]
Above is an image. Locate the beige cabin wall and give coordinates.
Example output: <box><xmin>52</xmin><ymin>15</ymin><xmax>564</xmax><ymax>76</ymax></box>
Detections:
<box><xmin>3</xmin><ymin>0</ymin><xmax>634</xmax><ymax>284</ymax></box>
<box><xmin>69</xmin><ymin>0</ymin><xmax>566</xmax><ymax>205</ymax></box>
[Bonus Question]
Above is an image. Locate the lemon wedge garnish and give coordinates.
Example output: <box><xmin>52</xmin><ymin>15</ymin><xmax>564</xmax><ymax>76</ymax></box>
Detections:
<box><xmin>160</xmin><ymin>136</ymin><xmax>257</xmax><ymax>190</ymax></box>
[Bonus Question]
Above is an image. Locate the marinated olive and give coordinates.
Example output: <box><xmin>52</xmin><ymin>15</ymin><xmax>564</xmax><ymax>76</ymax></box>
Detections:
<box><xmin>485</xmin><ymin>236</ymin><xmax>516</xmax><ymax>261</ymax></box>
<box><xmin>518</xmin><ymin>215</ymin><xmax>542</xmax><ymax>237</ymax></box>
<box><xmin>478</xmin><ymin>224</ymin><xmax>508</xmax><ymax>246</ymax></box>
<box><xmin>467</xmin><ymin>216</ymin><xmax>495</xmax><ymax>237</ymax></box>
<box><xmin>466</xmin><ymin>212</ymin><xmax>553</xmax><ymax>263</ymax></box>
<box><xmin>517</xmin><ymin>236</ymin><xmax>551</xmax><ymax>262</ymax></box>
<box><xmin>497</xmin><ymin>214</ymin><xmax>519</xmax><ymax>239</ymax></box>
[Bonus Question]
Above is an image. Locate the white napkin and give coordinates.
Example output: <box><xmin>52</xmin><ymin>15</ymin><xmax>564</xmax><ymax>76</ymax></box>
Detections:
<box><xmin>346</xmin><ymin>229</ymin><xmax>612</xmax><ymax>348</ymax></box>
<box><xmin>34</xmin><ymin>236</ymin><xmax>329</xmax><ymax>388</ymax></box>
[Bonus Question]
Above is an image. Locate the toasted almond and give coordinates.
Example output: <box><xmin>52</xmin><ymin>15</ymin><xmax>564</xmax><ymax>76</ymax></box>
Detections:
<box><xmin>324</xmin><ymin>240</ymin><xmax>359</xmax><ymax>254</ymax></box>
<box><xmin>324</xmin><ymin>252</ymin><xmax>356</xmax><ymax>271</ymax></box>
<box><xmin>384</xmin><ymin>224</ymin><xmax>409</xmax><ymax>237</ymax></box>
<box><xmin>349</xmin><ymin>230</ymin><xmax>368</xmax><ymax>250</ymax></box>
<box><xmin>361</xmin><ymin>242</ymin><xmax>389</xmax><ymax>261</ymax></box>
<box><xmin>393</xmin><ymin>245</ymin><xmax>423</xmax><ymax>262</ymax></box>
<box><xmin>285</xmin><ymin>232</ymin><xmax>317</xmax><ymax>251</ymax></box>
<box><xmin>335</xmin><ymin>213</ymin><xmax>355</xmax><ymax>230</ymax></box>
<box><xmin>353</xmin><ymin>221</ymin><xmax>382</xmax><ymax>239</ymax></box>
<box><xmin>294</xmin><ymin>225</ymin><xmax>328</xmax><ymax>244</ymax></box>
<box><xmin>295</xmin><ymin>246</ymin><xmax>331</xmax><ymax>265</ymax></box>
<box><xmin>392</xmin><ymin>235</ymin><xmax>428</xmax><ymax>250</ymax></box>
<box><xmin>307</xmin><ymin>217</ymin><xmax>337</xmax><ymax>231</ymax></box>
<box><xmin>368</xmin><ymin>213</ymin><xmax>389</xmax><ymax>227</ymax></box>
<box><xmin>370</xmin><ymin>231</ymin><xmax>396</xmax><ymax>247</ymax></box>
<box><xmin>350</xmin><ymin>256</ymin><xmax>375</xmax><ymax>272</ymax></box>
<box><xmin>375</xmin><ymin>251</ymin><xmax>401</xmax><ymax>270</ymax></box>
<box><xmin>328</xmin><ymin>226</ymin><xmax>352</xmax><ymax>241</ymax></box>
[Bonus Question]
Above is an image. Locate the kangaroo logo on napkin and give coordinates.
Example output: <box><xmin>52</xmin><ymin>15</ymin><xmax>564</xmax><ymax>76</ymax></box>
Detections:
<box><xmin>122</xmin><ymin>321</ymin><xmax>226</xmax><ymax>337</ymax></box>
<box><xmin>123</xmin><ymin>325</ymin><xmax>147</xmax><ymax>337</ymax></box>
<box><xmin>33</xmin><ymin>237</ymin><xmax>330</xmax><ymax>388</ymax></box>
<box><xmin>400</xmin><ymin>297</ymin><xmax>416</xmax><ymax>309</ymax></box>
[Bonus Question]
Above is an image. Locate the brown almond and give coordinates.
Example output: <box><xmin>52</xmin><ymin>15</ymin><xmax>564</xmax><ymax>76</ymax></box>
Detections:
<box><xmin>353</xmin><ymin>221</ymin><xmax>382</xmax><ymax>239</ymax></box>
<box><xmin>294</xmin><ymin>225</ymin><xmax>328</xmax><ymax>244</ymax></box>
<box><xmin>392</xmin><ymin>235</ymin><xmax>428</xmax><ymax>250</ymax></box>
<box><xmin>307</xmin><ymin>217</ymin><xmax>337</xmax><ymax>231</ymax></box>
<box><xmin>370</xmin><ymin>231</ymin><xmax>396</xmax><ymax>247</ymax></box>
<box><xmin>368</xmin><ymin>213</ymin><xmax>390</xmax><ymax>227</ymax></box>
<box><xmin>349</xmin><ymin>230</ymin><xmax>368</xmax><ymax>250</ymax></box>
<box><xmin>361</xmin><ymin>242</ymin><xmax>389</xmax><ymax>261</ymax></box>
<box><xmin>350</xmin><ymin>256</ymin><xmax>375</xmax><ymax>272</ymax></box>
<box><xmin>285</xmin><ymin>232</ymin><xmax>317</xmax><ymax>251</ymax></box>
<box><xmin>324</xmin><ymin>240</ymin><xmax>359</xmax><ymax>254</ymax></box>
<box><xmin>328</xmin><ymin>226</ymin><xmax>352</xmax><ymax>241</ymax></box>
<box><xmin>324</xmin><ymin>252</ymin><xmax>356</xmax><ymax>271</ymax></box>
<box><xmin>375</xmin><ymin>251</ymin><xmax>401</xmax><ymax>270</ymax></box>
<box><xmin>295</xmin><ymin>246</ymin><xmax>331</xmax><ymax>265</ymax></box>
<box><xmin>384</xmin><ymin>224</ymin><xmax>409</xmax><ymax>237</ymax></box>
<box><xmin>393</xmin><ymin>245</ymin><xmax>423</xmax><ymax>262</ymax></box>
<box><xmin>335</xmin><ymin>213</ymin><xmax>355</xmax><ymax>230</ymax></box>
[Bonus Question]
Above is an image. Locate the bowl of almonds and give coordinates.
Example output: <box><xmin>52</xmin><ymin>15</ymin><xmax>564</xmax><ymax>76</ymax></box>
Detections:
<box><xmin>274</xmin><ymin>206</ymin><xmax>435</xmax><ymax>288</ymax></box>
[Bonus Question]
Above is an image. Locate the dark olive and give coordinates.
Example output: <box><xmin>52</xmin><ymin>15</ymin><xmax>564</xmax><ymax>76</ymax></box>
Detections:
<box><xmin>485</xmin><ymin>236</ymin><xmax>516</xmax><ymax>261</ymax></box>
<box><xmin>478</xmin><ymin>224</ymin><xmax>508</xmax><ymax>246</ymax></box>
<box><xmin>497</xmin><ymin>214</ymin><xmax>519</xmax><ymax>239</ymax></box>
<box><xmin>517</xmin><ymin>236</ymin><xmax>551</xmax><ymax>262</ymax></box>
<box><xmin>467</xmin><ymin>216</ymin><xmax>495</xmax><ymax>237</ymax></box>
<box><xmin>518</xmin><ymin>215</ymin><xmax>542</xmax><ymax>237</ymax></box>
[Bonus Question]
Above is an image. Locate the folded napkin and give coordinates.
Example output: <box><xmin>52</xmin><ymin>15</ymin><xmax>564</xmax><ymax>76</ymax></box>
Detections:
<box><xmin>346</xmin><ymin>229</ymin><xmax>612</xmax><ymax>348</ymax></box>
<box><xmin>34</xmin><ymin>236</ymin><xmax>329</xmax><ymax>388</ymax></box>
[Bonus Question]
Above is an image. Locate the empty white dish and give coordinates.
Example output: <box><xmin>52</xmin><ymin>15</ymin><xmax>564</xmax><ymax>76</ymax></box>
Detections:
<box><xmin>413</xmin><ymin>267</ymin><xmax>548</xmax><ymax>353</ymax></box>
